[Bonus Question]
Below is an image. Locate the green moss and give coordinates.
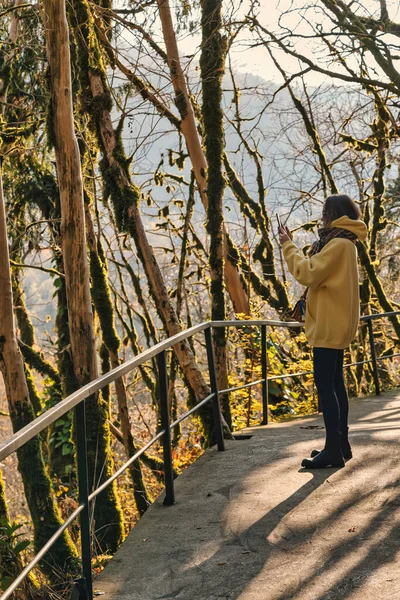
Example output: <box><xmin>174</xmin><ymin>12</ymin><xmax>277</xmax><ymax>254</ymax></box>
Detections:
<box><xmin>100</xmin><ymin>343</ymin><xmax>110</xmax><ymax>404</ymax></box>
<box><xmin>200</xmin><ymin>0</ymin><xmax>231</xmax><ymax>428</ymax></box>
<box><xmin>55</xmin><ymin>277</ymin><xmax>79</xmax><ymax>396</ymax></box>
<box><xmin>358</xmin><ymin>243</ymin><xmax>400</xmax><ymax>339</ymax></box>
<box><xmin>0</xmin><ymin>63</ymin><xmax>12</xmax><ymax>98</ymax></box>
<box><xmin>82</xmin><ymin>393</ymin><xmax>124</xmax><ymax>551</ymax></box>
<box><xmin>340</xmin><ymin>133</ymin><xmax>378</xmax><ymax>154</ymax></box>
<box><xmin>10</xmin><ymin>400</ymin><xmax>78</xmax><ymax>579</ymax></box>
<box><xmin>42</xmin><ymin>17</ymin><xmax>124</xmax><ymax>541</ymax></box>
<box><xmin>102</xmin><ymin>164</ymin><xmax>140</xmax><ymax>231</ymax></box>
<box><xmin>51</xmin><ymin>279</ymin><xmax>77</xmax><ymax>479</ymax></box>
<box><xmin>175</xmin><ymin>90</ymin><xmax>188</xmax><ymax>118</ymax></box>
<box><xmin>25</xmin><ymin>367</ymin><xmax>42</xmax><ymax>416</ymax></box>
<box><xmin>89</xmin><ymin>243</ymin><xmax>120</xmax><ymax>354</ymax></box>
<box><xmin>99</xmin><ymin>122</ymin><xmax>141</xmax><ymax>231</ymax></box>
<box><xmin>13</xmin><ymin>278</ymin><xmax>35</xmax><ymax>347</ymax></box>
<box><xmin>45</xmin><ymin>68</ymin><xmax>57</xmax><ymax>150</ymax></box>
<box><xmin>18</xmin><ymin>340</ymin><xmax>60</xmax><ymax>384</ymax></box>
<box><xmin>0</xmin><ymin>471</ymin><xmax>9</xmax><ymax>523</ymax></box>
<box><xmin>68</xmin><ymin>0</ymin><xmax>107</xmax><ymax>80</ymax></box>
<box><xmin>90</xmin><ymin>91</ymin><xmax>113</xmax><ymax>120</ymax></box>
<box><xmin>69</xmin><ymin>0</ymin><xmax>215</xmax><ymax>444</ymax></box>
<box><xmin>99</xmin><ymin>0</ymin><xmax>113</xmax><ymax>38</ymax></box>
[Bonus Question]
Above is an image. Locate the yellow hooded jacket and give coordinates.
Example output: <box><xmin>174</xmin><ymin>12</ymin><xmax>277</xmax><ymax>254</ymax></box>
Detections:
<box><xmin>282</xmin><ymin>216</ymin><xmax>368</xmax><ymax>349</ymax></box>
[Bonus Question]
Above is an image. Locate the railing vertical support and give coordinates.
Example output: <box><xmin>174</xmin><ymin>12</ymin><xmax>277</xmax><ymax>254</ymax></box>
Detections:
<box><xmin>158</xmin><ymin>351</ymin><xmax>175</xmax><ymax>505</ymax></box>
<box><xmin>75</xmin><ymin>401</ymin><xmax>93</xmax><ymax>600</ymax></box>
<box><xmin>367</xmin><ymin>318</ymin><xmax>381</xmax><ymax>396</ymax></box>
<box><xmin>261</xmin><ymin>324</ymin><xmax>268</xmax><ymax>425</ymax></box>
<box><xmin>205</xmin><ymin>327</ymin><xmax>225</xmax><ymax>451</ymax></box>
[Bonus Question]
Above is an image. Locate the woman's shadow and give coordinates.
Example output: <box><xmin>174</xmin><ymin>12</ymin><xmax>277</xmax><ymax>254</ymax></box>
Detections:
<box><xmin>156</xmin><ymin>465</ymin><xmax>337</xmax><ymax>600</ymax></box>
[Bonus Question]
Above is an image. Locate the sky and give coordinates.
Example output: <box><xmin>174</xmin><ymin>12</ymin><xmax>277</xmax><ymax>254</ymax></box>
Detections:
<box><xmin>175</xmin><ymin>0</ymin><xmax>400</xmax><ymax>86</ymax></box>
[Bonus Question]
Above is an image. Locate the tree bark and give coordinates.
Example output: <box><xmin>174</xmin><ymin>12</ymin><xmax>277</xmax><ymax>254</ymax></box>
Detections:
<box><xmin>0</xmin><ymin>0</ymin><xmax>77</xmax><ymax>578</ymax></box>
<box><xmin>200</xmin><ymin>0</ymin><xmax>231</xmax><ymax>426</ymax></box>
<box><xmin>156</xmin><ymin>0</ymin><xmax>249</xmax><ymax>315</ymax></box>
<box><xmin>0</xmin><ymin>165</ymin><xmax>78</xmax><ymax>576</ymax></box>
<box><xmin>12</xmin><ymin>273</ymin><xmax>42</xmax><ymax>415</ymax></box>
<box><xmin>42</xmin><ymin>0</ymin><xmax>123</xmax><ymax>552</ymax></box>
<box><xmin>68</xmin><ymin>0</ymin><xmax>228</xmax><ymax>443</ymax></box>
<box><xmin>85</xmin><ymin>205</ymin><xmax>150</xmax><ymax>515</ymax></box>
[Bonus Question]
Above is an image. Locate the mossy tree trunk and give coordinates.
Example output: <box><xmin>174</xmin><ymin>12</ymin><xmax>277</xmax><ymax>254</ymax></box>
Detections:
<box><xmin>156</xmin><ymin>0</ymin><xmax>249</xmax><ymax>315</ymax></box>
<box><xmin>68</xmin><ymin>0</ymin><xmax>226</xmax><ymax>444</ymax></box>
<box><xmin>85</xmin><ymin>204</ymin><xmax>150</xmax><ymax>515</ymax></box>
<box><xmin>12</xmin><ymin>272</ymin><xmax>42</xmax><ymax>415</ymax></box>
<box><xmin>200</xmin><ymin>0</ymin><xmax>231</xmax><ymax>427</ymax></box>
<box><xmin>0</xmin><ymin>162</ymin><xmax>78</xmax><ymax>578</ymax></box>
<box><xmin>0</xmin><ymin>469</ymin><xmax>11</xmax><ymax>581</ymax></box>
<box><xmin>14</xmin><ymin>160</ymin><xmax>77</xmax><ymax>478</ymax></box>
<box><xmin>0</xmin><ymin>0</ymin><xmax>77</xmax><ymax>579</ymax></box>
<box><xmin>42</xmin><ymin>0</ymin><xmax>123</xmax><ymax>552</ymax></box>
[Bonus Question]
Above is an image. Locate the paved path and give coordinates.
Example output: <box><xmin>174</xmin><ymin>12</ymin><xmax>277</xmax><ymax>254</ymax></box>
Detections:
<box><xmin>96</xmin><ymin>389</ymin><xmax>400</xmax><ymax>600</ymax></box>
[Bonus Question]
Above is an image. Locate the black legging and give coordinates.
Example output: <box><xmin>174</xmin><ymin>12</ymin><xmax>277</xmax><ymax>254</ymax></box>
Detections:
<box><xmin>313</xmin><ymin>347</ymin><xmax>349</xmax><ymax>436</ymax></box>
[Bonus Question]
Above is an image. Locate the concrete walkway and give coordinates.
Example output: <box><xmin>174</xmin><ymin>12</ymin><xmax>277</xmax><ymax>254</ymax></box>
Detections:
<box><xmin>96</xmin><ymin>389</ymin><xmax>400</xmax><ymax>600</ymax></box>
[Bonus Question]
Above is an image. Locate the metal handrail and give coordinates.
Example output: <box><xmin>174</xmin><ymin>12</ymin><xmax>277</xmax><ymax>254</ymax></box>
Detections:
<box><xmin>0</xmin><ymin>321</ymin><xmax>208</xmax><ymax>462</ymax></box>
<box><xmin>0</xmin><ymin>319</ymin><xmax>301</xmax><ymax>462</ymax></box>
<box><xmin>360</xmin><ymin>310</ymin><xmax>400</xmax><ymax>321</ymax></box>
<box><xmin>0</xmin><ymin>311</ymin><xmax>398</xmax><ymax>600</ymax></box>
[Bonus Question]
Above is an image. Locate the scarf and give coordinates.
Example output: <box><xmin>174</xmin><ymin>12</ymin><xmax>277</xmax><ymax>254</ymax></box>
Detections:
<box><xmin>308</xmin><ymin>227</ymin><xmax>358</xmax><ymax>257</ymax></box>
<box><xmin>294</xmin><ymin>226</ymin><xmax>358</xmax><ymax>310</ymax></box>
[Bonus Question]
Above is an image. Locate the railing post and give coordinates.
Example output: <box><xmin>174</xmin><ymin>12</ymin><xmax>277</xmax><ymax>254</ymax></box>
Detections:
<box><xmin>205</xmin><ymin>327</ymin><xmax>225</xmax><ymax>451</ymax></box>
<box><xmin>75</xmin><ymin>401</ymin><xmax>93</xmax><ymax>600</ymax></box>
<box><xmin>157</xmin><ymin>351</ymin><xmax>175</xmax><ymax>505</ymax></box>
<box><xmin>367</xmin><ymin>317</ymin><xmax>381</xmax><ymax>396</ymax></box>
<box><xmin>261</xmin><ymin>324</ymin><xmax>268</xmax><ymax>425</ymax></box>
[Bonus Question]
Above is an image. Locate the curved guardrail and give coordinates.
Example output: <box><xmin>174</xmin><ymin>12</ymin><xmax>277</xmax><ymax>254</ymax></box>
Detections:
<box><xmin>0</xmin><ymin>312</ymin><xmax>398</xmax><ymax>599</ymax></box>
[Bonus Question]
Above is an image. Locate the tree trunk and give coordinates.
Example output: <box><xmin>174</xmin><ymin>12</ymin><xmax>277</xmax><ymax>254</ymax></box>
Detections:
<box><xmin>12</xmin><ymin>274</ymin><xmax>42</xmax><ymax>415</ymax></box>
<box><xmin>42</xmin><ymin>0</ymin><xmax>123</xmax><ymax>552</ymax></box>
<box><xmin>0</xmin><ymin>163</ymin><xmax>78</xmax><ymax>577</ymax></box>
<box><xmin>0</xmin><ymin>469</ymin><xmax>11</xmax><ymax>579</ymax></box>
<box><xmin>85</xmin><ymin>205</ymin><xmax>150</xmax><ymax>515</ymax></box>
<box><xmin>68</xmin><ymin>0</ymin><xmax>225</xmax><ymax>443</ymax></box>
<box><xmin>0</xmin><ymin>0</ymin><xmax>77</xmax><ymax>578</ymax></box>
<box><xmin>200</xmin><ymin>0</ymin><xmax>231</xmax><ymax>426</ymax></box>
<box><xmin>156</xmin><ymin>0</ymin><xmax>249</xmax><ymax>315</ymax></box>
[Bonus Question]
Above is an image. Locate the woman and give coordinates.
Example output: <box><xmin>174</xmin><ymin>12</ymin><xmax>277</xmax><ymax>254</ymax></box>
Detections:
<box><xmin>278</xmin><ymin>194</ymin><xmax>367</xmax><ymax>469</ymax></box>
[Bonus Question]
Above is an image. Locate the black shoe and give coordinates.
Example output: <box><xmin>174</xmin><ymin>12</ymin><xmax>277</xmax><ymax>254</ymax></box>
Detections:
<box><xmin>302</xmin><ymin>434</ymin><xmax>345</xmax><ymax>469</ymax></box>
<box><xmin>310</xmin><ymin>428</ymin><xmax>352</xmax><ymax>461</ymax></box>
<box><xmin>340</xmin><ymin>427</ymin><xmax>352</xmax><ymax>460</ymax></box>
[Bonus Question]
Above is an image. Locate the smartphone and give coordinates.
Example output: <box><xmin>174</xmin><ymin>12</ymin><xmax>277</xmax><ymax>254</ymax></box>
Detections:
<box><xmin>276</xmin><ymin>214</ymin><xmax>282</xmax><ymax>229</ymax></box>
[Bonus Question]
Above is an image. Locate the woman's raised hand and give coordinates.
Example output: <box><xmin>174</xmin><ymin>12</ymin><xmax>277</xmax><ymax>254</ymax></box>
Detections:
<box><xmin>278</xmin><ymin>225</ymin><xmax>293</xmax><ymax>245</ymax></box>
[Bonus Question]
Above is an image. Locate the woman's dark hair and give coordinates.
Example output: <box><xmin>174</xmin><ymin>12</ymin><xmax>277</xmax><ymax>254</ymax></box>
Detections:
<box><xmin>323</xmin><ymin>194</ymin><xmax>361</xmax><ymax>226</ymax></box>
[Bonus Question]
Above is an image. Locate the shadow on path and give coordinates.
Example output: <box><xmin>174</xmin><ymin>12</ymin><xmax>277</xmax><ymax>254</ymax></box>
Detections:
<box><xmin>98</xmin><ymin>391</ymin><xmax>400</xmax><ymax>600</ymax></box>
